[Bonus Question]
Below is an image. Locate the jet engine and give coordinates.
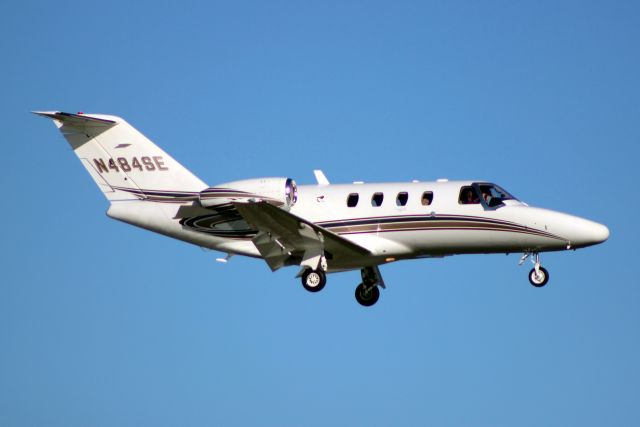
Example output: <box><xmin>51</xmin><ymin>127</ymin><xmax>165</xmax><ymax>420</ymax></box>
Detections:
<box><xmin>199</xmin><ymin>177</ymin><xmax>298</xmax><ymax>209</ymax></box>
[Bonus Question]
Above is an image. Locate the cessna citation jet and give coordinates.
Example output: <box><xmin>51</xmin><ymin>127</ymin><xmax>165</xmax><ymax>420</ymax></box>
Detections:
<box><xmin>35</xmin><ymin>111</ymin><xmax>609</xmax><ymax>306</ymax></box>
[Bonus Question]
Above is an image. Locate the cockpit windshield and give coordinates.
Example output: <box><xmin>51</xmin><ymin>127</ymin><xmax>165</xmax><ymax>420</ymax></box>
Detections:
<box><xmin>476</xmin><ymin>183</ymin><xmax>518</xmax><ymax>207</ymax></box>
<box><xmin>459</xmin><ymin>183</ymin><xmax>518</xmax><ymax>207</ymax></box>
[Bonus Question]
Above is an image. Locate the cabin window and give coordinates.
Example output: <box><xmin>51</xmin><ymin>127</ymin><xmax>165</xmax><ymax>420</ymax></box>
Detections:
<box><xmin>371</xmin><ymin>192</ymin><xmax>384</xmax><ymax>207</ymax></box>
<box><xmin>421</xmin><ymin>191</ymin><xmax>433</xmax><ymax>206</ymax></box>
<box><xmin>396</xmin><ymin>192</ymin><xmax>409</xmax><ymax>206</ymax></box>
<box><xmin>347</xmin><ymin>193</ymin><xmax>359</xmax><ymax>207</ymax></box>
<box><xmin>459</xmin><ymin>186</ymin><xmax>480</xmax><ymax>204</ymax></box>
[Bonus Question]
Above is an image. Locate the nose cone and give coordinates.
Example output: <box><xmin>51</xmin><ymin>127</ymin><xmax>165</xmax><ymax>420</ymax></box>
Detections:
<box><xmin>570</xmin><ymin>218</ymin><xmax>610</xmax><ymax>248</ymax></box>
<box><xmin>510</xmin><ymin>206</ymin><xmax>609</xmax><ymax>250</ymax></box>
<box><xmin>590</xmin><ymin>222</ymin><xmax>610</xmax><ymax>244</ymax></box>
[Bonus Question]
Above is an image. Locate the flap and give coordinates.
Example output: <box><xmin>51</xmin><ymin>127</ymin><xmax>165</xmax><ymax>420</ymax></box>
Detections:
<box><xmin>233</xmin><ymin>201</ymin><xmax>370</xmax><ymax>271</ymax></box>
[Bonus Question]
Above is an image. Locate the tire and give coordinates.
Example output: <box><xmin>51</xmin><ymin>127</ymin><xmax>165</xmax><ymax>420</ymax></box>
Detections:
<box><xmin>355</xmin><ymin>283</ymin><xmax>380</xmax><ymax>307</ymax></box>
<box><xmin>302</xmin><ymin>269</ymin><xmax>326</xmax><ymax>292</ymax></box>
<box><xmin>529</xmin><ymin>267</ymin><xmax>549</xmax><ymax>287</ymax></box>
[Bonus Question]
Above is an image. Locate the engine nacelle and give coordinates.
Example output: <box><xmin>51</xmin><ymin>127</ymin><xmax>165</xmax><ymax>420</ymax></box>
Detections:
<box><xmin>199</xmin><ymin>177</ymin><xmax>298</xmax><ymax>209</ymax></box>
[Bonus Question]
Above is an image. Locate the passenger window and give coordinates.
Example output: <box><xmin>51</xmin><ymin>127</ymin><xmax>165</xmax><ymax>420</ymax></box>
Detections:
<box><xmin>421</xmin><ymin>191</ymin><xmax>433</xmax><ymax>206</ymax></box>
<box><xmin>459</xmin><ymin>186</ymin><xmax>479</xmax><ymax>204</ymax></box>
<box><xmin>396</xmin><ymin>192</ymin><xmax>408</xmax><ymax>206</ymax></box>
<box><xmin>371</xmin><ymin>192</ymin><xmax>384</xmax><ymax>207</ymax></box>
<box><xmin>347</xmin><ymin>193</ymin><xmax>359</xmax><ymax>207</ymax></box>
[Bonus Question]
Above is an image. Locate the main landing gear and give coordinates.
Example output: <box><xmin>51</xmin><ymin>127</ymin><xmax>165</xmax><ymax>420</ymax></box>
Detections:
<box><xmin>355</xmin><ymin>283</ymin><xmax>380</xmax><ymax>306</ymax></box>
<box><xmin>301</xmin><ymin>268</ymin><xmax>326</xmax><ymax>292</ymax></box>
<box><xmin>299</xmin><ymin>265</ymin><xmax>385</xmax><ymax>307</ymax></box>
<box><xmin>354</xmin><ymin>266</ymin><xmax>384</xmax><ymax>307</ymax></box>
<box><xmin>520</xmin><ymin>252</ymin><xmax>550</xmax><ymax>287</ymax></box>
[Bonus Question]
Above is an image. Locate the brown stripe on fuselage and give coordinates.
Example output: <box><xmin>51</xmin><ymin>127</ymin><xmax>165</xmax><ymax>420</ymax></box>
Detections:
<box><xmin>325</xmin><ymin>219</ymin><xmax>561</xmax><ymax>240</ymax></box>
<box><xmin>327</xmin><ymin>220</ymin><xmax>526</xmax><ymax>234</ymax></box>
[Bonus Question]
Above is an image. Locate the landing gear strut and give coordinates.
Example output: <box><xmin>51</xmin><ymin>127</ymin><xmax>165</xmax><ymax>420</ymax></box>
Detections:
<box><xmin>520</xmin><ymin>252</ymin><xmax>550</xmax><ymax>287</ymax></box>
<box><xmin>301</xmin><ymin>269</ymin><xmax>326</xmax><ymax>292</ymax></box>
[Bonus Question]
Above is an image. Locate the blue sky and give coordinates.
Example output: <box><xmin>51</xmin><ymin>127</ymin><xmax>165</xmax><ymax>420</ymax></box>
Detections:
<box><xmin>1</xmin><ymin>1</ymin><xmax>639</xmax><ymax>425</ymax></box>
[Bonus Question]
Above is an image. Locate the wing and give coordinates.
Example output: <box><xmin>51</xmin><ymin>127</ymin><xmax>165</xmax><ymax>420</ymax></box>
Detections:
<box><xmin>233</xmin><ymin>201</ymin><xmax>370</xmax><ymax>271</ymax></box>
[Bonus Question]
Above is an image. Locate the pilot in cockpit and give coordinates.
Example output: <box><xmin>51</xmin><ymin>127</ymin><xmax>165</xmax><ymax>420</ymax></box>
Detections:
<box><xmin>480</xmin><ymin>186</ymin><xmax>503</xmax><ymax>207</ymax></box>
<box><xmin>481</xmin><ymin>188</ymin><xmax>491</xmax><ymax>205</ymax></box>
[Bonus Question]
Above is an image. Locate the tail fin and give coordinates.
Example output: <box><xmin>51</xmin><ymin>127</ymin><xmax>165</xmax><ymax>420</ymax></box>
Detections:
<box><xmin>34</xmin><ymin>111</ymin><xmax>207</xmax><ymax>201</ymax></box>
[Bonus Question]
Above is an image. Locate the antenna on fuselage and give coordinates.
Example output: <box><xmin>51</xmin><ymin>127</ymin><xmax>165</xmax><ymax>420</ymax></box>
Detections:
<box><xmin>314</xmin><ymin>170</ymin><xmax>330</xmax><ymax>186</ymax></box>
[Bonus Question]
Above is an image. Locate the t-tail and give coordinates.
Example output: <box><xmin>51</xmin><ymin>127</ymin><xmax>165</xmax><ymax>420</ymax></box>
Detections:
<box><xmin>33</xmin><ymin>111</ymin><xmax>207</xmax><ymax>202</ymax></box>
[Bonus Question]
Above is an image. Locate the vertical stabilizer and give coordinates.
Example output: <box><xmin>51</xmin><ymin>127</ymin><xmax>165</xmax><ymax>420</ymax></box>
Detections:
<box><xmin>34</xmin><ymin>111</ymin><xmax>207</xmax><ymax>201</ymax></box>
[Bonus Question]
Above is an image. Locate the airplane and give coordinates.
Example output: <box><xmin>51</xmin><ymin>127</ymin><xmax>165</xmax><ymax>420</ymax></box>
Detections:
<box><xmin>35</xmin><ymin>111</ymin><xmax>610</xmax><ymax>306</ymax></box>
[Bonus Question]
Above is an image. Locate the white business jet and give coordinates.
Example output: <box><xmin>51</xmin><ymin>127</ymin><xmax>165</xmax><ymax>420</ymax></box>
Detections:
<box><xmin>35</xmin><ymin>111</ymin><xmax>609</xmax><ymax>306</ymax></box>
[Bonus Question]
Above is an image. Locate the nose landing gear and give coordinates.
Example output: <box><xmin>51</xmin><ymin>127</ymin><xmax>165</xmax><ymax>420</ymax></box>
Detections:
<box><xmin>528</xmin><ymin>266</ymin><xmax>549</xmax><ymax>287</ymax></box>
<box><xmin>520</xmin><ymin>252</ymin><xmax>550</xmax><ymax>287</ymax></box>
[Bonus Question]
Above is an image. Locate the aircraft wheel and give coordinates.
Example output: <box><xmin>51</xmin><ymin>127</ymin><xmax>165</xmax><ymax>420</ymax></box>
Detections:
<box><xmin>302</xmin><ymin>269</ymin><xmax>326</xmax><ymax>293</ymax></box>
<box><xmin>355</xmin><ymin>283</ymin><xmax>380</xmax><ymax>307</ymax></box>
<box><xmin>529</xmin><ymin>267</ymin><xmax>549</xmax><ymax>287</ymax></box>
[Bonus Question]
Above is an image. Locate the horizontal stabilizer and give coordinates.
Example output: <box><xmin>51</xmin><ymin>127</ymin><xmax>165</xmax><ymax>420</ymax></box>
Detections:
<box><xmin>34</xmin><ymin>111</ymin><xmax>118</xmax><ymax>150</ymax></box>
<box><xmin>32</xmin><ymin>111</ymin><xmax>116</xmax><ymax>128</ymax></box>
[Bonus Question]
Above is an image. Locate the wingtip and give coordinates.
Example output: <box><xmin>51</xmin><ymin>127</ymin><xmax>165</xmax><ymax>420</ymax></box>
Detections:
<box><xmin>32</xmin><ymin>110</ymin><xmax>60</xmax><ymax>118</ymax></box>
